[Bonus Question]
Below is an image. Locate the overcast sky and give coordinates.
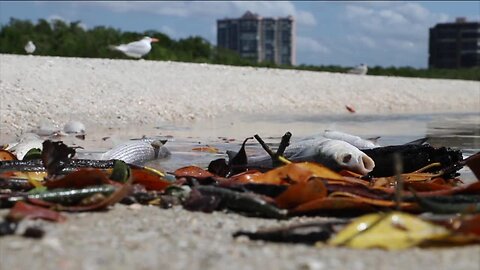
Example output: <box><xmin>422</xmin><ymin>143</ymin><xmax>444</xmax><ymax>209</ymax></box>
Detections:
<box><xmin>1</xmin><ymin>1</ymin><xmax>478</xmax><ymax>68</ymax></box>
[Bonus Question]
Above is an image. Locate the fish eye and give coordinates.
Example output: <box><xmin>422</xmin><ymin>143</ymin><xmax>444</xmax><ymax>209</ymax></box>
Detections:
<box><xmin>342</xmin><ymin>154</ymin><xmax>352</xmax><ymax>164</ymax></box>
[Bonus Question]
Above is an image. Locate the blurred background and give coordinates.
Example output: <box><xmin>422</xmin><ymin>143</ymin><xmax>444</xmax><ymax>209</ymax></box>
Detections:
<box><xmin>0</xmin><ymin>1</ymin><xmax>479</xmax><ymax>80</ymax></box>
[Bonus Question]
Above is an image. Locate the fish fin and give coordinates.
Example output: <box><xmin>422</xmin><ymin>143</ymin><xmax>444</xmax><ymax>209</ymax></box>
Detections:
<box><xmin>365</xmin><ymin>136</ymin><xmax>381</xmax><ymax>144</ymax></box>
<box><xmin>404</xmin><ymin>137</ymin><xmax>428</xmax><ymax>145</ymax></box>
<box><xmin>226</xmin><ymin>150</ymin><xmax>238</xmax><ymax>161</ymax></box>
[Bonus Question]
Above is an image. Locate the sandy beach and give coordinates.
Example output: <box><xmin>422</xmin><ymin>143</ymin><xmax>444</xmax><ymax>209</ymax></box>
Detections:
<box><xmin>1</xmin><ymin>54</ymin><xmax>480</xmax><ymax>270</ymax></box>
<box><xmin>1</xmin><ymin>54</ymin><xmax>479</xmax><ymax>137</ymax></box>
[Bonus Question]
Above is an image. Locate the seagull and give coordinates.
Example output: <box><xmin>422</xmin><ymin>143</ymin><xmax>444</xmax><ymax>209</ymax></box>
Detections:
<box><xmin>109</xmin><ymin>36</ymin><xmax>159</xmax><ymax>59</ymax></box>
<box><xmin>347</xmin><ymin>63</ymin><xmax>368</xmax><ymax>75</ymax></box>
<box><xmin>24</xmin><ymin>40</ymin><xmax>36</xmax><ymax>54</ymax></box>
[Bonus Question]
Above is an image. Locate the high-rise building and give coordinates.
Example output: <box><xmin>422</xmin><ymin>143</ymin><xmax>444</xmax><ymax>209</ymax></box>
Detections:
<box><xmin>217</xmin><ymin>11</ymin><xmax>295</xmax><ymax>65</ymax></box>
<box><xmin>429</xmin><ymin>17</ymin><xmax>480</xmax><ymax>68</ymax></box>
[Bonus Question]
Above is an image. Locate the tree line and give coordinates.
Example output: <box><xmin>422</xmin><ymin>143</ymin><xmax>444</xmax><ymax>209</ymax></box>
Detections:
<box><xmin>1</xmin><ymin>18</ymin><xmax>478</xmax><ymax>81</ymax></box>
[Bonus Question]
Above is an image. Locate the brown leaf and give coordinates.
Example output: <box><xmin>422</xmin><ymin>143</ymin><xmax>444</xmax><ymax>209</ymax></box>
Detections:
<box><xmin>174</xmin><ymin>166</ymin><xmax>215</xmax><ymax>179</ymax></box>
<box><xmin>44</xmin><ymin>169</ymin><xmax>115</xmax><ymax>189</ymax></box>
<box><xmin>7</xmin><ymin>201</ymin><xmax>66</xmax><ymax>222</ymax></box>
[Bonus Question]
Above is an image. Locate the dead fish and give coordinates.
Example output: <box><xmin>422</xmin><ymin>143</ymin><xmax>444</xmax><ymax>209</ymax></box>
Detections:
<box><xmin>233</xmin><ymin>137</ymin><xmax>375</xmax><ymax>175</ymax></box>
<box><xmin>77</xmin><ymin>139</ymin><xmax>171</xmax><ymax>165</ymax></box>
<box><xmin>321</xmin><ymin>130</ymin><xmax>380</xmax><ymax>149</ymax></box>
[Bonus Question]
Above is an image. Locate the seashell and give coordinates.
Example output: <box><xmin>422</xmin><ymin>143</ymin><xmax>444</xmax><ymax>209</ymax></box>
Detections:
<box><xmin>35</xmin><ymin>121</ymin><xmax>60</xmax><ymax>136</ymax></box>
<box><xmin>63</xmin><ymin>121</ymin><xmax>86</xmax><ymax>134</ymax></box>
<box><xmin>7</xmin><ymin>133</ymin><xmax>44</xmax><ymax>160</ymax></box>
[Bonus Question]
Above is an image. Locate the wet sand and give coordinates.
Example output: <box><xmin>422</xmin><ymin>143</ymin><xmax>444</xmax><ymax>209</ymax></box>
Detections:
<box><xmin>1</xmin><ymin>54</ymin><xmax>480</xmax><ymax>270</ymax></box>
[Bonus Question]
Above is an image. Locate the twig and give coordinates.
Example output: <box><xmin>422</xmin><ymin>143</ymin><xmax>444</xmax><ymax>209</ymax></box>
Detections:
<box><xmin>254</xmin><ymin>134</ymin><xmax>292</xmax><ymax>166</ymax></box>
<box><xmin>393</xmin><ymin>153</ymin><xmax>404</xmax><ymax>210</ymax></box>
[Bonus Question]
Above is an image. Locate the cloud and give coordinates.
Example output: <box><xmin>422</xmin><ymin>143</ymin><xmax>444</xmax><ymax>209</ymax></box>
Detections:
<box><xmin>91</xmin><ymin>1</ymin><xmax>316</xmax><ymax>26</ymax></box>
<box><xmin>344</xmin><ymin>3</ymin><xmax>449</xmax><ymax>41</ymax></box>
<box><xmin>341</xmin><ymin>2</ymin><xmax>449</xmax><ymax>64</ymax></box>
<box><xmin>346</xmin><ymin>35</ymin><xmax>376</xmax><ymax>49</ymax></box>
<box><xmin>296</xmin><ymin>36</ymin><xmax>330</xmax><ymax>54</ymax></box>
<box><xmin>47</xmin><ymin>14</ymin><xmax>88</xmax><ymax>30</ymax></box>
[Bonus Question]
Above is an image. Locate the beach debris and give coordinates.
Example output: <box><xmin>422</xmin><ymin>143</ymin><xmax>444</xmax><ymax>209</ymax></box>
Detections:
<box><xmin>109</xmin><ymin>36</ymin><xmax>159</xmax><ymax>59</ymax></box>
<box><xmin>363</xmin><ymin>143</ymin><xmax>463</xmax><ymax>177</ymax></box>
<box><xmin>24</xmin><ymin>40</ymin><xmax>36</xmax><ymax>54</ymax></box>
<box><xmin>234</xmin><ymin>220</ymin><xmax>342</xmax><ymax>244</ymax></box>
<box><xmin>35</xmin><ymin>121</ymin><xmax>61</xmax><ymax>136</ymax></box>
<box><xmin>0</xmin><ymin>132</ymin><xmax>479</xmax><ymax>251</ymax></box>
<box><xmin>63</xmin><ymin>121</ymin><xmax>86</xmax><ymax>135</ymax></box>
<box><xmin>326</xmin><ymin>211</ymin><xmax>480</xmax><ymax>250</ymax></box>
<box><xmin>192</xmin><ymin>146</ymin><xmax>219</xmax><ymax>153</ymax></box>
<box><xmin>6</xmin><ymin>133</ymin><xmax>44</xmax><ymax>160</ymax></box>
<box><xmin>345</xmin><ymin>105</ymin><xmax>356</xmax><ymax>113</ymax></box>
<box><xmin>232</xmin><ymin>135</ymin><xmax>375</xmax><ymax>175</ymax></box>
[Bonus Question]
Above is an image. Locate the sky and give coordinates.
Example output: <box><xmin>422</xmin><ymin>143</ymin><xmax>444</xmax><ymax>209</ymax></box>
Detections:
<box><xmin>0</xmin><ymin>1</ymin><xmax>479</xmax><ymax>68</ymax></box>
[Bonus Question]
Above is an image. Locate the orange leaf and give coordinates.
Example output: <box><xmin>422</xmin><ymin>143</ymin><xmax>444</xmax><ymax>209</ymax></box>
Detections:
<box><xmin>131</xmin><ymin>168</ymin><xmax>171</xmax><ymax>191</ymax></box>
<box><xmin>291</xmin><ymin>197</ymin><xmax>375</xmax><ymax>215</ymax></box>
<box><xmin>274</xmin><ymin>178</ymin><xmax>327</xmax><ymax>209</ymax></box>
<box><xmin>0</xmin><ymin>150</ymin><xmax>17</xmax><ymax>161</ymax></box>
<box><xmin>229</xmin><ymin>170</ymin><xmax>264</xmax><ymax>183</ymax></box>
<box><xmin>174</xmin><ymin>166</ymin><xmax>215</xmax><ymax>179</ymax></box>
<box><xmin>249</xmin><ymin>162</ymin><xmax>344</xmax><ymax>185</ymax></box>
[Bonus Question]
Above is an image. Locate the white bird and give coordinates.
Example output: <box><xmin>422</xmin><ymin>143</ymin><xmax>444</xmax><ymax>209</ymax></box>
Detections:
<box><xmin>24</xmin><ymin>40</ymin><xmax>36</xmax><ymax>54</ymax></box>
<box><xmin>348</xmin><ymin>63</ymin><xmax>368</xmax><ymax>75</ymax></box>
<box><xmin>109</xmin><ymin>36</ymin><xmax>159</xmax><ymax>58</ymax></box>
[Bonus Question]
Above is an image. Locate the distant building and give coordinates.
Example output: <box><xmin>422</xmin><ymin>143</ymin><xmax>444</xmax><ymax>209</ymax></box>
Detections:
<box><xmin>217</xmin><ymin>11</ymin><xmax>295</xmax><ymax>65</ymax></box>
<box><xmin>429</xmin><ymin>17</ymin><xmax>480</xmax><ymax>68</ymax></box>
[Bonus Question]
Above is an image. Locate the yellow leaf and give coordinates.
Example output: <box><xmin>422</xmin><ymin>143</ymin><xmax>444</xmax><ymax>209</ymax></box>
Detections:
<box><xmin>328</xmin><ymin>211</ymin><xmax>450</xmax><ymax>250</ymax></box>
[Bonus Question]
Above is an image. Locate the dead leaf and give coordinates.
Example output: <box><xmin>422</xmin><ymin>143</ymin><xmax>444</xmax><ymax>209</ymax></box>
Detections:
<box><xmin>275</xmin><ymin>179</ymin><xmax>327</xmax><ymax>209</ymax></box>
<box><xmin>328</xmin><ymin>212</ymin><xmax>451</xmax><ymax>250</ymax></box>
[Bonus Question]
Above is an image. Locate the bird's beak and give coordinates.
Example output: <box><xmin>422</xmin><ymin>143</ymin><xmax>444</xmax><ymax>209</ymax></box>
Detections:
<box><xmin>151</xmin><ymin>38</ymin><xmax>159</xmax><ymax>43</ymax></box>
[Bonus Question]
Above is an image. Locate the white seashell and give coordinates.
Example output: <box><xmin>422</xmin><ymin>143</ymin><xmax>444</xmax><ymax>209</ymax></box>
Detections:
<box><xmin>8</xmin><ymin>133</ymin><xmax>44</xmax><ymax>160</ymax></box>
<box><xmin>63</xmin><ymin>121</ymin><xmax>86</xmax><ymax>134</ymax></box>
<box><xmin>35</xmin><ymin>121</ymin><xmax>60</xmax><ymax>136</ymax></box>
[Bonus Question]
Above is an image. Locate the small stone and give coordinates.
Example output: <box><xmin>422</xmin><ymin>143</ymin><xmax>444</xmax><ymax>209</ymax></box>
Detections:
<box><xmin>128</xmin><ymin>203</ymin><xmax>142</xmax><ymax>210</ymax></box>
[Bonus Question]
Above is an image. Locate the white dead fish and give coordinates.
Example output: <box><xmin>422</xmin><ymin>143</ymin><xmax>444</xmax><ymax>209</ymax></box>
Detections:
<box><xmin>347</xmin><ymin>64</ymin><xmax>368</xmax><ymax>75</ymax></box>
<box><xmin>76</xmin><ymin>139</ymin><xmax>171</xmax><ymax>165</ymax></box>
<box><xmin>24</xmin><ymin>40</ymin><xmax>36</xmax><ymax>54</ymax></box>
<box><xmin>63</xmin><ymin>121</ymin><xmax>86</xmax><ymax>135</ymax></box>
<box><xmin>109</xmin><ymin>36</ymin><xmax>159</xmax><ymax>59</ymax></box>
<box><xmin>234</xmin><ymin>137</ymin><xmax>375</xmax><ymax>175</ymax></box>
<box><xmin>321</xmin><ymin>130</ymin><xmax>380</xmax><ymax>149</ymax></box>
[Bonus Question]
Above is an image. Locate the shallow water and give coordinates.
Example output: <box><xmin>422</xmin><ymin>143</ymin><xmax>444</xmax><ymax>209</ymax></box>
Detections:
<box><xmin>4</xmin><ymin>111</ymin><xmax>479</xmax><ymax>181</ymax></box>
<box><xmin>143</xmin><ymin>111</ymin><xmax>480</xmax><ymax>181</ymax></box>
